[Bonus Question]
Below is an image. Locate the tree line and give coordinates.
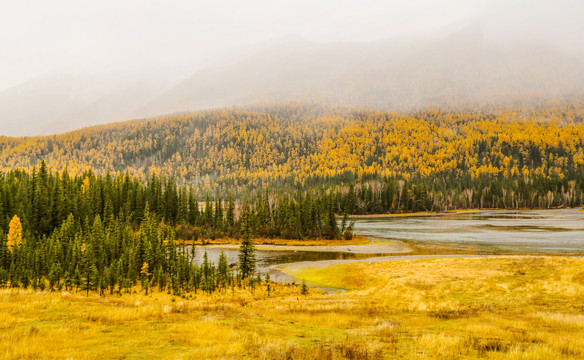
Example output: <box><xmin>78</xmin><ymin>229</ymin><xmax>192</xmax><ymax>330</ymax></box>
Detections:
<box><xmin>0</xmin><ymin>162</ymin><xmax>342</xmax><ymax>243</ymax></box>
<box><xmin>335</xmin><ymin>170</ymin><xmax>584</xmax><ymax>214</ymax></box>
<box><xmin>0</xmin><ymin>161</ymin><xmax>345</xmax><ymax>294</ymax></box>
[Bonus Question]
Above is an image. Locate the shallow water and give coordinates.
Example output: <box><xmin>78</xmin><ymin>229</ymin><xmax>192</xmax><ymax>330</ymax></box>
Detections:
<box><xmin>188</xmin><ymin>246</ymin><xmax>380</xmax><ymax>280</ymax></box>
<box><xmin>352</xmin><ymin>208</ymin><xmax>584</xmax><ymax>253</ymax></box>
<box><xmin>186</xmin><ymin>208</ymin><xmax>584</xmax><ymax>285</ymax></box>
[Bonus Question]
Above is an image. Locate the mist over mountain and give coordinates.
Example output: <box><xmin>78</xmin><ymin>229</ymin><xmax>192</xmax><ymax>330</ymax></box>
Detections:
<box><xmin>137</xmin><ymin>24</ymin><xmax>583</xmax><ymax>116</ymax></box>
<box><xmin>0</xmin><ymin>69</ymin><xmax>175</xmax><ymax>136</ymax></box>
<box><xmin>1</xmin><ymin>24</ymin><xmax>583</xmax><ymax>136</ymax></box>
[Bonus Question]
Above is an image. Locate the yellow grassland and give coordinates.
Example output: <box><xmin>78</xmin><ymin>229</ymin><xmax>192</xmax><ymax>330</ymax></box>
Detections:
<box><xmin>1</xmin><ymin>256</ymin><xmax>583</xmax><ymax>359</ymax></box>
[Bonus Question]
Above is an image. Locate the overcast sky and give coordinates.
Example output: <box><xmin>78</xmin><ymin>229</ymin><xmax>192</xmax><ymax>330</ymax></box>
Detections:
<box><xmin>1</xmin><ymin>0</ymin><xmax>583</xmax><ymax>92</ymax></box>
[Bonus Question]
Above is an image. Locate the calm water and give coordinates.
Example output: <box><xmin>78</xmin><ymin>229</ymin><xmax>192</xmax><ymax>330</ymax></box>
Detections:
<box><xmin>352</xmin><ymin>209</ymin><xmax>584</xmax><ymax>253</ymax></box>
<box><xmin>188</xmin><ymin>247</ymin><xmax>377</xmax><ymax>279</ymax></box>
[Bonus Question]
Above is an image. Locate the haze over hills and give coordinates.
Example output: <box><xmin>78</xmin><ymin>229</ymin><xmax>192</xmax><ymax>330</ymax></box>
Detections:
<box><xmin>136</xmin><ymin>24</ymin><xmax>584</xmax><ymax>117</ymax></box>
<box><xmin>1</xmin><ymin>24</ymin><xmax>583</xmax><ymax>137</ymax></box>
<box><xmin>0</xmin><ymin>69</ymin><xmax>176</xmax><ymax>137</ymax></box>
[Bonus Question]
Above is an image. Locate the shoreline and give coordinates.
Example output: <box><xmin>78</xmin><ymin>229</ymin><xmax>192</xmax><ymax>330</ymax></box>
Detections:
<box><xmin>348</xmin><ymin>206</ymin><xmax>583</xmax><ymax>218</ymax></box>
<box><xmin>194</xmin><ymin>238</ymin><xmax>413</xmax><ymax>254</ymax></box>
<box><xmin>184</xmin><ymin>235</ymin><xmax>370</xmax><ymax>247</ymax></box>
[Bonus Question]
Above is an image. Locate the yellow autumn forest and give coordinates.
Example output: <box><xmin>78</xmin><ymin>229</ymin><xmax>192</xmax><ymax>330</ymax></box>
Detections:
<box><xmin>0</xmin><ymin>101</ymin><xmax>583</xmax><ymax>192</ymax></box>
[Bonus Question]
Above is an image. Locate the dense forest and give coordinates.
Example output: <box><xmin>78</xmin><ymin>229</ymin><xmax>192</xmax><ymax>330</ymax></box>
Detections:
<box><xmin>335</xmin><ymin>172</ymin><xmax>584</xmax><ymax>214</ymax></box>
<box><xmin>0</xmin><ymin>164</ymin><xmax>345</xmax><ymax>294</ymax></box>
<box><xmin>0</xmin><ymin>164</ymin><xmax>342</xmax><ymax>242</ymax></box>
<box><xmin>0</xmin><ymin>102</ymin><xmax>583</xmax><ymax>211</ymax></box>
<box><xmin>0</xmin><ymin>203</ymin><xmax>270</xmax><ymax>296</ymax></box>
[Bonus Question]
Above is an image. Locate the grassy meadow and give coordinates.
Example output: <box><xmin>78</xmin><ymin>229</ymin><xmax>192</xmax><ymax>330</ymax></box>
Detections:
<box><xmin>1</xmin><ymin>256</ymin><xmax>583</xmax><ymax>359</ymax></box>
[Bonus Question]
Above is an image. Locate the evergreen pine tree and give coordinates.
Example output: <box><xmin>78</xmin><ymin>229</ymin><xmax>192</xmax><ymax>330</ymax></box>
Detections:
<box><xmin>301</xmin><ymin>279</ymin><xmax>308</xmax><ymax>295</ymax></box>
<box><xmin>226</xmin><ymin>194</ymin><xmax>235</xmax><ymax>234</ymax></box>
<box><xmin>218</xmin><ymin>251</ymin><xmax>229</xmax><ymax>290</ymax></box>
<box><xmin>238</xmin><ymin>209</ymin><xmax>256</xmax><ymax>279</ymax></box>
<box><xmin>214</xmin><ymin>197</ymin><xmax>223</xmax><ymax>233</ymax></box>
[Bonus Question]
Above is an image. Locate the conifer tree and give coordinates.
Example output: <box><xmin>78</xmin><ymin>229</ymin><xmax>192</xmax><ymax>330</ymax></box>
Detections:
<box><xmin>79</xmin><ymin>243</ymin><xmax>98</xmax><ymax>295</ymax></box>
<box><xmin>346</xmin><ymin>184</ymin><xmax>357</xmax><ymax>214</ymax></box>
<box><xmin>204</xmin><ymin>194</ymin><xmax>213</xmax><ymax>228</ymax></box>
<box><xmin>7</xmin><ymin>215</ymin><xmax>22</xmax><ymax>252</ymax></box>
<box><xmin>301</xmin><ymin>279</ymin><xmax>308</xmax><ymax>295</ymax></box>
<box><xmin>226</xmin><ymin>194</ymin><xmax>235</xmax><ymax>234</ymax></box>
<box><xmin>214</xmin><ymin>197</ymin><xmax>223</xmax><ymax>232</ymax></box>
<box><xmin>218</xmin><ymin>251</ymin><xmax>229</xmax><ymax>289</ymax></box>
<box><xmin>188</xmin><ymin>187</ymin><xmax>199</xmax><ymax>226</ymax></box>
<box><xmin>265</xmin><ymin>273</ymin><xmax>270</xmax><ymax>297</ymax></box>
<box><xmin>48</xmin><ymin>262</ymin><xmax>62</xmax><ymax>291</ymax></box>
<box><xmin>238</xmin><ymin>209</ymin><xmax>256</xmax><ymax>279</ymax></box>
<box><xmin>0</xmin><ymin>227</ymin><xmax>7</xmax><ymax>262</ymax></box>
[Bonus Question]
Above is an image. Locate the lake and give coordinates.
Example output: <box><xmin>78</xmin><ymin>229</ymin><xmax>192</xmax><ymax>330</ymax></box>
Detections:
<box><xmin>352</xmin><ymin>208</ymin><xmax>584</xmax><ymax>253</ymax></box>
<box><xmin>191</xmin><ymin>208</ymin><xmax>584</xmax><ymax>280</ymax></box>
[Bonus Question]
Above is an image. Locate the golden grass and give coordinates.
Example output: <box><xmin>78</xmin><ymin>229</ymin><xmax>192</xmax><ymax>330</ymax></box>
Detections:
<box><xmin>290</xmin><ymin>256</ymin><xmax>584</xmax><ymax>359</ymax></box>
<box><xmin>1</xmin><ymin>256</ymin><xmax>583</xmax><ymax>359</ymax></box>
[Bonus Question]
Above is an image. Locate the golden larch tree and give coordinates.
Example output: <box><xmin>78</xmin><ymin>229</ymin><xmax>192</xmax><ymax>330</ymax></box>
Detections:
<box><xmin>7</xmin><ymin>215</ymin><xmax>22</xmax><ymax>252</ymax></box>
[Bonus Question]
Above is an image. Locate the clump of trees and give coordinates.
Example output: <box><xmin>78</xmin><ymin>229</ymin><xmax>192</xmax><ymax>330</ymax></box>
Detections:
<box><xmin>335</xmin><ymin>172</ymin><xmax>584</xmax><ymax>214</ymax></box>
<box><xmin>0</xmin><ymin>206</ymin><xmax>273</xmax><ymax>296</ymax></box>
<box><xmin>0</xmin><ymin>165</ymin><xmax>344</xmax><ymax>295</ymax></box>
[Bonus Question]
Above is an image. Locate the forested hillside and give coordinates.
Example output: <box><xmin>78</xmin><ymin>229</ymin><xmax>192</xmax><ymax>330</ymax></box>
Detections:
<box><xmin>1</xmin><ymin>101</ymin><xmax>584</xmax><ymax>211</ymax></box>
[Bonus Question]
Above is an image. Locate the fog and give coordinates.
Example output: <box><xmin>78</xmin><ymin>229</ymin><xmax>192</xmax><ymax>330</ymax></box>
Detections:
<box><xmin>1</xmin><ymin>0</ymin><xmax>583</xmax><ymax>136</ymax></box>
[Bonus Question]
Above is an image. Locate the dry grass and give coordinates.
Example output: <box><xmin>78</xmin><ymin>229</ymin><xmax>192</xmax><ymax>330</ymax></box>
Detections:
<box><xmin>1</xmin><ymin>256</ymin><xmax>583</xmax><ymax>359</ymax></box>
<box><xmin>286</xmin><ymin>256</ymin><xmax>584</xmax><ymax>359</ymax></box>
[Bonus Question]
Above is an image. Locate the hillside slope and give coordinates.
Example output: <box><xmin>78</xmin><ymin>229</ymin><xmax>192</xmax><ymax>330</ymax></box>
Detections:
<box><xmin>0</xmin><ymin>102</ymin><xmax>583</xmax><ymax>196</ymax></box>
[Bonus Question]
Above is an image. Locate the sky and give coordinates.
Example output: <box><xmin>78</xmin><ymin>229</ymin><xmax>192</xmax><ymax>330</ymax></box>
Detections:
<box><xmin>0</xmin><ymin>0</ymin><xmax>583</xmax><ymax>92</ymax></box>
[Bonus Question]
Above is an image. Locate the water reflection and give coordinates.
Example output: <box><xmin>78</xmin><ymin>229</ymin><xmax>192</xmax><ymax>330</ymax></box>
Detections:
<box><xmin>187</xmin><ymin>246</ymin><xmax>382</xmax><ymax>276</ymax></box>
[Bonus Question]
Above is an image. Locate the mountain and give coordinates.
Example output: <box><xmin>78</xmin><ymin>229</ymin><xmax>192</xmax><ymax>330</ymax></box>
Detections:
<box><xmin>0</xmin><ymin>70</ymin><xmax>172</xmax><ymax>137</ymax></box>
<box><xmin>1</xmin><ymin>24</ymin><xmax>583</xmax><ymax>136</ymax></box>
<box><xmin>135</xmin><ymin>24</ymin><xmax>584</xmax><ymax>116</ymax></box>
